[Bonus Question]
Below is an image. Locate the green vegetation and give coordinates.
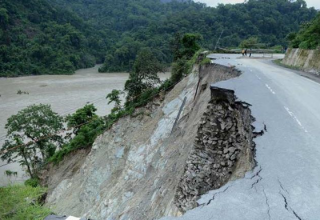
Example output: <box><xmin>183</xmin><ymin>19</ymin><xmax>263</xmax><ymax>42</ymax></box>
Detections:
<box><xmin>0</xmin><ymin>104</ymin><xmax>64</xmax><ymax>177</ymax></box>
<box><xmin>50</xmin><ymin>0</ymin><xmax>316</xmax><ymax>73</ymax></box>
<box><xmin>0</xmin><ymin>0</ymin><xmax>317</xmax><ymax>76</ymax></box>
<box><xmin>25</xmin><ymin>178</ymin><xmax>40</xmax><ymax>188</ymax></box>
<box><xmin>288</xmin><ymin>12</ymin><xmax>320</xmax><ymax>49</ymax></box>
<box><xmin>106</xmin><ymin>90</ymin><xmax>124</xmax><ymax>109</ymax></box>
<box><xmin>107</xmin><ymin>33</ymin><xmax>204</xmax><ymax>129</ymax></box>
<box><xmin>0</xmin><ymin>185</ymin><xmax>51</xmax><ymax>220</ymax></box>
<box><xmin>0</xmin><ymin>0</ymin><xmax>108</xmax><ymax>77</ymax></box>
<box><xmin>239</xmin><ymin>37</ymin><xmax>259</xmax><ymax>49</ymax></box>
<box><xmin>49</xmin><ymin>104</ymin><xmax>105</xmax><ymax>163</ymax></box>
<box><xmin>125</xmin><ymin>48</ymin><xmax>164</xmax><ymax>100</ymax></box>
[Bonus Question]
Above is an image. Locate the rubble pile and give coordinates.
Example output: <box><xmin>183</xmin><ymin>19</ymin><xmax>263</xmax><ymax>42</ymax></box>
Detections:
<box><xmin>175</xmin><ymin>86</ymin><xmax>255</xmax><ymax>212</ymax></box>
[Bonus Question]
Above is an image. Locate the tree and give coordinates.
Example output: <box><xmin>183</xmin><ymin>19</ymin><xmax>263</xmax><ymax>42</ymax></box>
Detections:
<box><xmin>170</xmin><ymin>32</ymin><xmax>183</xmax><ymax>61</ymax></box>
<box><xmin>1</xmin><ymin>0</ymin><xmax>318</xmax><ymax>76</ymax></box>
<box><xmin>106</xmin><ymin>89</ymin><xmax>124</xmax><ymax>111</ymax></box>
<box><xmin>0</xmin><ymin>8</ymin><xmax>9</xmax><ymax>30</ymax></box>
<box><xmin>124</xmin><ymin>48</ymin><xmax>163</xmax><ymax>100</ymax></box>
<box><xmin>239</xmin><ymin>37</ymin><xmax>259</xmax><ymax>49</ymax></box>
<box><xmin>65</xmin><ymin>104</ymin><xmax>99</xmax><ymax>135</ymax></box>
<box><xmin>171</xmin><ymin>57</ymin><xmax>190</xmax><ymax>84</ymax></box>
<box><xmin>50</xmin><ymin>104</ymin><xmax>105</xmax><ymax>163</ymax></box>
<box><xmin>181</xmin><ymin>33</ymin><xmax>202</xmax><ymax>59</ymax></box>
<box><xmin>289</xmin><ymin>13</ymin><xmax>320</xmax><ymax>49</ymax></box>
<box><xmin>0</xmin><ymin>104</ymin><xmax>63</xmax><ymax>177</ymax></box>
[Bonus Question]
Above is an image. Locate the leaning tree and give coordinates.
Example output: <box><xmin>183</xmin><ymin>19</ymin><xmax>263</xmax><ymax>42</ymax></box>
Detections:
<box><xmin>0</xmin><ymin>104</ymin><xmax>63</xmax><ymax>177</ymax></box>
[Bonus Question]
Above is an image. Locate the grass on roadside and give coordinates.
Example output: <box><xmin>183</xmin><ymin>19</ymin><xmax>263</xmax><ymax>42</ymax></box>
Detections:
<box><xmin>0</xmin><ymin>185</ymin><xmax>51</xmax><ymax>220</ymax></box>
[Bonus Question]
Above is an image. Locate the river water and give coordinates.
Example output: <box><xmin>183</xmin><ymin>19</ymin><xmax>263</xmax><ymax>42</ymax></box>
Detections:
<box><xmin>0</xmin><ymin>65</ymin><xmax>170</xmax><ymax>186</ymax></box>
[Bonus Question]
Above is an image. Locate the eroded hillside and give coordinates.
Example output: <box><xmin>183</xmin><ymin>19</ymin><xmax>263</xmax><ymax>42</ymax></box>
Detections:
<box><xmin>42</xmin><ymin>63</ymin><xmax>258</xmax><ymax>220</ymax></box>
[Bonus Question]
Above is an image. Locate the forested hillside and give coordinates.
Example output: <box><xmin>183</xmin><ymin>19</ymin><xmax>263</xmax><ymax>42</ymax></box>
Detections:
<box><xmin>48</xmin><ymin>0</ymin><xmax>317</xmax><ymax>72</ymax></box>
<box><xmin>0</xmin><ymin>0</ymin><xmax>109</xmax><ymax>77</ymax></box>
<box><xmin>288</xmin><ymin>12</ymin><xmax>320</xmax><ymax>49</ymax></box>
<box><xmin>0</xmin><ymin>0</ymin><xmax>317</xmax><ymax>76</ymax></box>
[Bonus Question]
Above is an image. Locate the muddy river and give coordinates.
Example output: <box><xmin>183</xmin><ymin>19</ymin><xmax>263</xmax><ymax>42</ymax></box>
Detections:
<box><xmin>0</xmin><ymin>65</ymin><xmax>170</xmax><ymax>186</ymax></box>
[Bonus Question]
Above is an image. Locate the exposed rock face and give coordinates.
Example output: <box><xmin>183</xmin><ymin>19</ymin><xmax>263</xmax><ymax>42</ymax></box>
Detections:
<box><xmin>44</xmin><ymin>63</ymin><xmax>255</xmax><ymax>220</ymax></box>
<box><xmin>174</xmin><ymin>87</ymin><xmax>255</xmax><ymax>212</ymax></box>
<box><xmin>282</xmin><ymin>48</ymin><xmax>320</xmax><ymax>75</ymax></box>
<box><xmin>39</xmin><ymin>148</ymin><xmax>91</xmax><ymax>195</ymax></box>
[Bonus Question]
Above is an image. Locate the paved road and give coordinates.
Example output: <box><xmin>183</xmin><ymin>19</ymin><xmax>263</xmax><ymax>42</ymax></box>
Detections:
<box><xmin>162</xmin><ymin>54</ymin><xmax>320</xmax><ymax>220</ymax></box>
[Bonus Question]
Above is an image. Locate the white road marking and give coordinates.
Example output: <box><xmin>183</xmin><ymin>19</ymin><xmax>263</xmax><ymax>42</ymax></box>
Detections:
<box><xmin>284</xmin><ymin>107</ymin><xmax>308</xmax><ymax>133</ymax></box>
<box><xmin>255</xmin><ymin>75</ymin><xmax>261</xmax><ymax>80</ymax></box>
<box><xmin>265</xmin><ymin>84</ymin><xmax>276</xmax><ymax>95</ymax></box>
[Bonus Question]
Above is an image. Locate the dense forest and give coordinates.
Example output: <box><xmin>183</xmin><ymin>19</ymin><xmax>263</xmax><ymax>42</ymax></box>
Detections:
<box><xmin>288</xmin><ymin>12</ymin><xmax>320</xmax><ymax>49</ymax></box>
<box><xmin>0</xmin><ymin>0</ymin><xmax>109</xmax><ymax>77</ymax></box>
<box><xmin>0</xmin><ymin>0</ymin><xmax>317</xmax><ymax>76</ymax></box>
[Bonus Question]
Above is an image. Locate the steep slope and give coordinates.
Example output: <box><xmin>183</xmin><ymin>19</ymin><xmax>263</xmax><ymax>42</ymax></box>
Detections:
<box><xmin>43</xmin><ymin>63</ymin><xmax>258</xmax><ymax>220</ymax></box>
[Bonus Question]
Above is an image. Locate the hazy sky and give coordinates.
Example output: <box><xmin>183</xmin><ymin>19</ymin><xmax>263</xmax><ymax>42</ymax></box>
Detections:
<box><xmin>196</xmin><ymin>0</ymin><xmax>320</xmax><ymax>9</ymax></box>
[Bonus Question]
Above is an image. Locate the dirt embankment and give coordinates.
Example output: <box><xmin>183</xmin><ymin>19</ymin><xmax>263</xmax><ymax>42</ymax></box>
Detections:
<box><xmin>42</xmin><ymin>63</ymin><xmax>258</xmax><ymax>220</ymax></box>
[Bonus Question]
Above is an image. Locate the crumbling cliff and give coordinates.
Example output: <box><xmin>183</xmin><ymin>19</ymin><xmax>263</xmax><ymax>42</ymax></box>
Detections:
<box><xmin>43</xmin><ymin>63</ymin><xmax>257</xmax><ymax>220</ymax></box>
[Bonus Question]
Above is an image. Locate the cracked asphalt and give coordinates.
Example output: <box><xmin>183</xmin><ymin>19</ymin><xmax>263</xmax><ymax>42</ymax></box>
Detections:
<box><xmin>161</xmin><ymin>54</ymin><xmax>320</xmax><ymax>220</ymax></box>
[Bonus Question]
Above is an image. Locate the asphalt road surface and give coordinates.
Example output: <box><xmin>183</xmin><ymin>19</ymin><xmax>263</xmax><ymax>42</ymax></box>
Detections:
<box><xmin>162</xmin><ymin>54</ymin><xmax>320</xmax><ymax>220</ymax></box>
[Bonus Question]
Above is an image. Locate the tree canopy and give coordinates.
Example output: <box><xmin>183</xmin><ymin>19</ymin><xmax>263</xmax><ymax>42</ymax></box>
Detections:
<box><xmin>0</xmin><ymin>0</ymin><xmax>109</xmax><ymax>77</ymax></box>
<box><xmin>0</xmin><ymin>0</ymin><xmax>317</xmax><ymax>76</ymax></box>
<box><xmin>50</xmin><ymin>0</ymin><xmax>318</xmax><ymax>73</ymax></box>
<box><xmin>0</xmin><ymin>104</ymin><xmax>63</xmax><ymax>177</ymax></box>
<box><xmin>125</xmin><ymin>48</ymin><xmax>163</xmax><ymax>100</ymax></box>
<box><xmin>288</xmin><ymin>12</ymin><xmax>320</xmax><ymax>49</ymax></box>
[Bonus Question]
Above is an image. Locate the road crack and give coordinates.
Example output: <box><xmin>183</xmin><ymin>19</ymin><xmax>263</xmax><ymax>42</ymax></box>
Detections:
<box><xmin>198</xmin><ymin>184</ymin><xmax>233</xmax><ymax>207</ymax></box>
<box><xmin>278</xmin><ymin>179</ymin><xmax>304</xmax><ymax>220</ymax></box>
<box><xmin>278</xmin><ymin>179</ymin><xmax>289</xmax><ymax>194</ymax></box>
<box><xmin>206</xmin><ymin>185</ymin><xmax>231</xmax><ymax>205</ymax></box>
<box><xmin>249</xmin><ymin>166</ymin><xmax>263</xmax><ymax>191</ymax></box>
<box><xmin>279</xmin><ymin>192</ymin><xmax>289</xmax><ymax>210</ymax></box>
<box><xmin>262</xmin><ymin>187</ymin><xmax>271</xmax><ymax>220</ymax></box>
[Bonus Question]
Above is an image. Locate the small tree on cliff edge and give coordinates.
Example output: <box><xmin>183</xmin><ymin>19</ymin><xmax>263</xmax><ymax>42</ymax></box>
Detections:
<box><xmin>171</xmin><ymin>33</ymin><xmax>202</xmax><ymax>61</ymax></box>
<box><xmin>106</xmin><ymin>89</ymin><xmax>124</xmax><ymax>113</ymax></box>
<box><xmin>0</xmin><ymin>104</ymin><xmax>63</xmax><ymax>177</ymax></box>
<box><xmin>125</xmin><ymin>48</ymin><xmax>163</xmax><ymax>100</ymax></box>
<box><xmin>181</xmin><ymin>33</ymin><xmax>202</xmax><ymax>59</ymax></box>
<box><xmin>66</xmin><ymin>104</ymin><xmax>98</xmax><ymax>135</ymax></box>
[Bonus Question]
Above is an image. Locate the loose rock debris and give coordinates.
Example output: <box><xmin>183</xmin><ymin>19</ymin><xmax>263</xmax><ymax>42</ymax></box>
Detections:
<box><xmin>175</xmin><ymin>86</ymin><xmax>257</xmax><ymax>212</ymax></box>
